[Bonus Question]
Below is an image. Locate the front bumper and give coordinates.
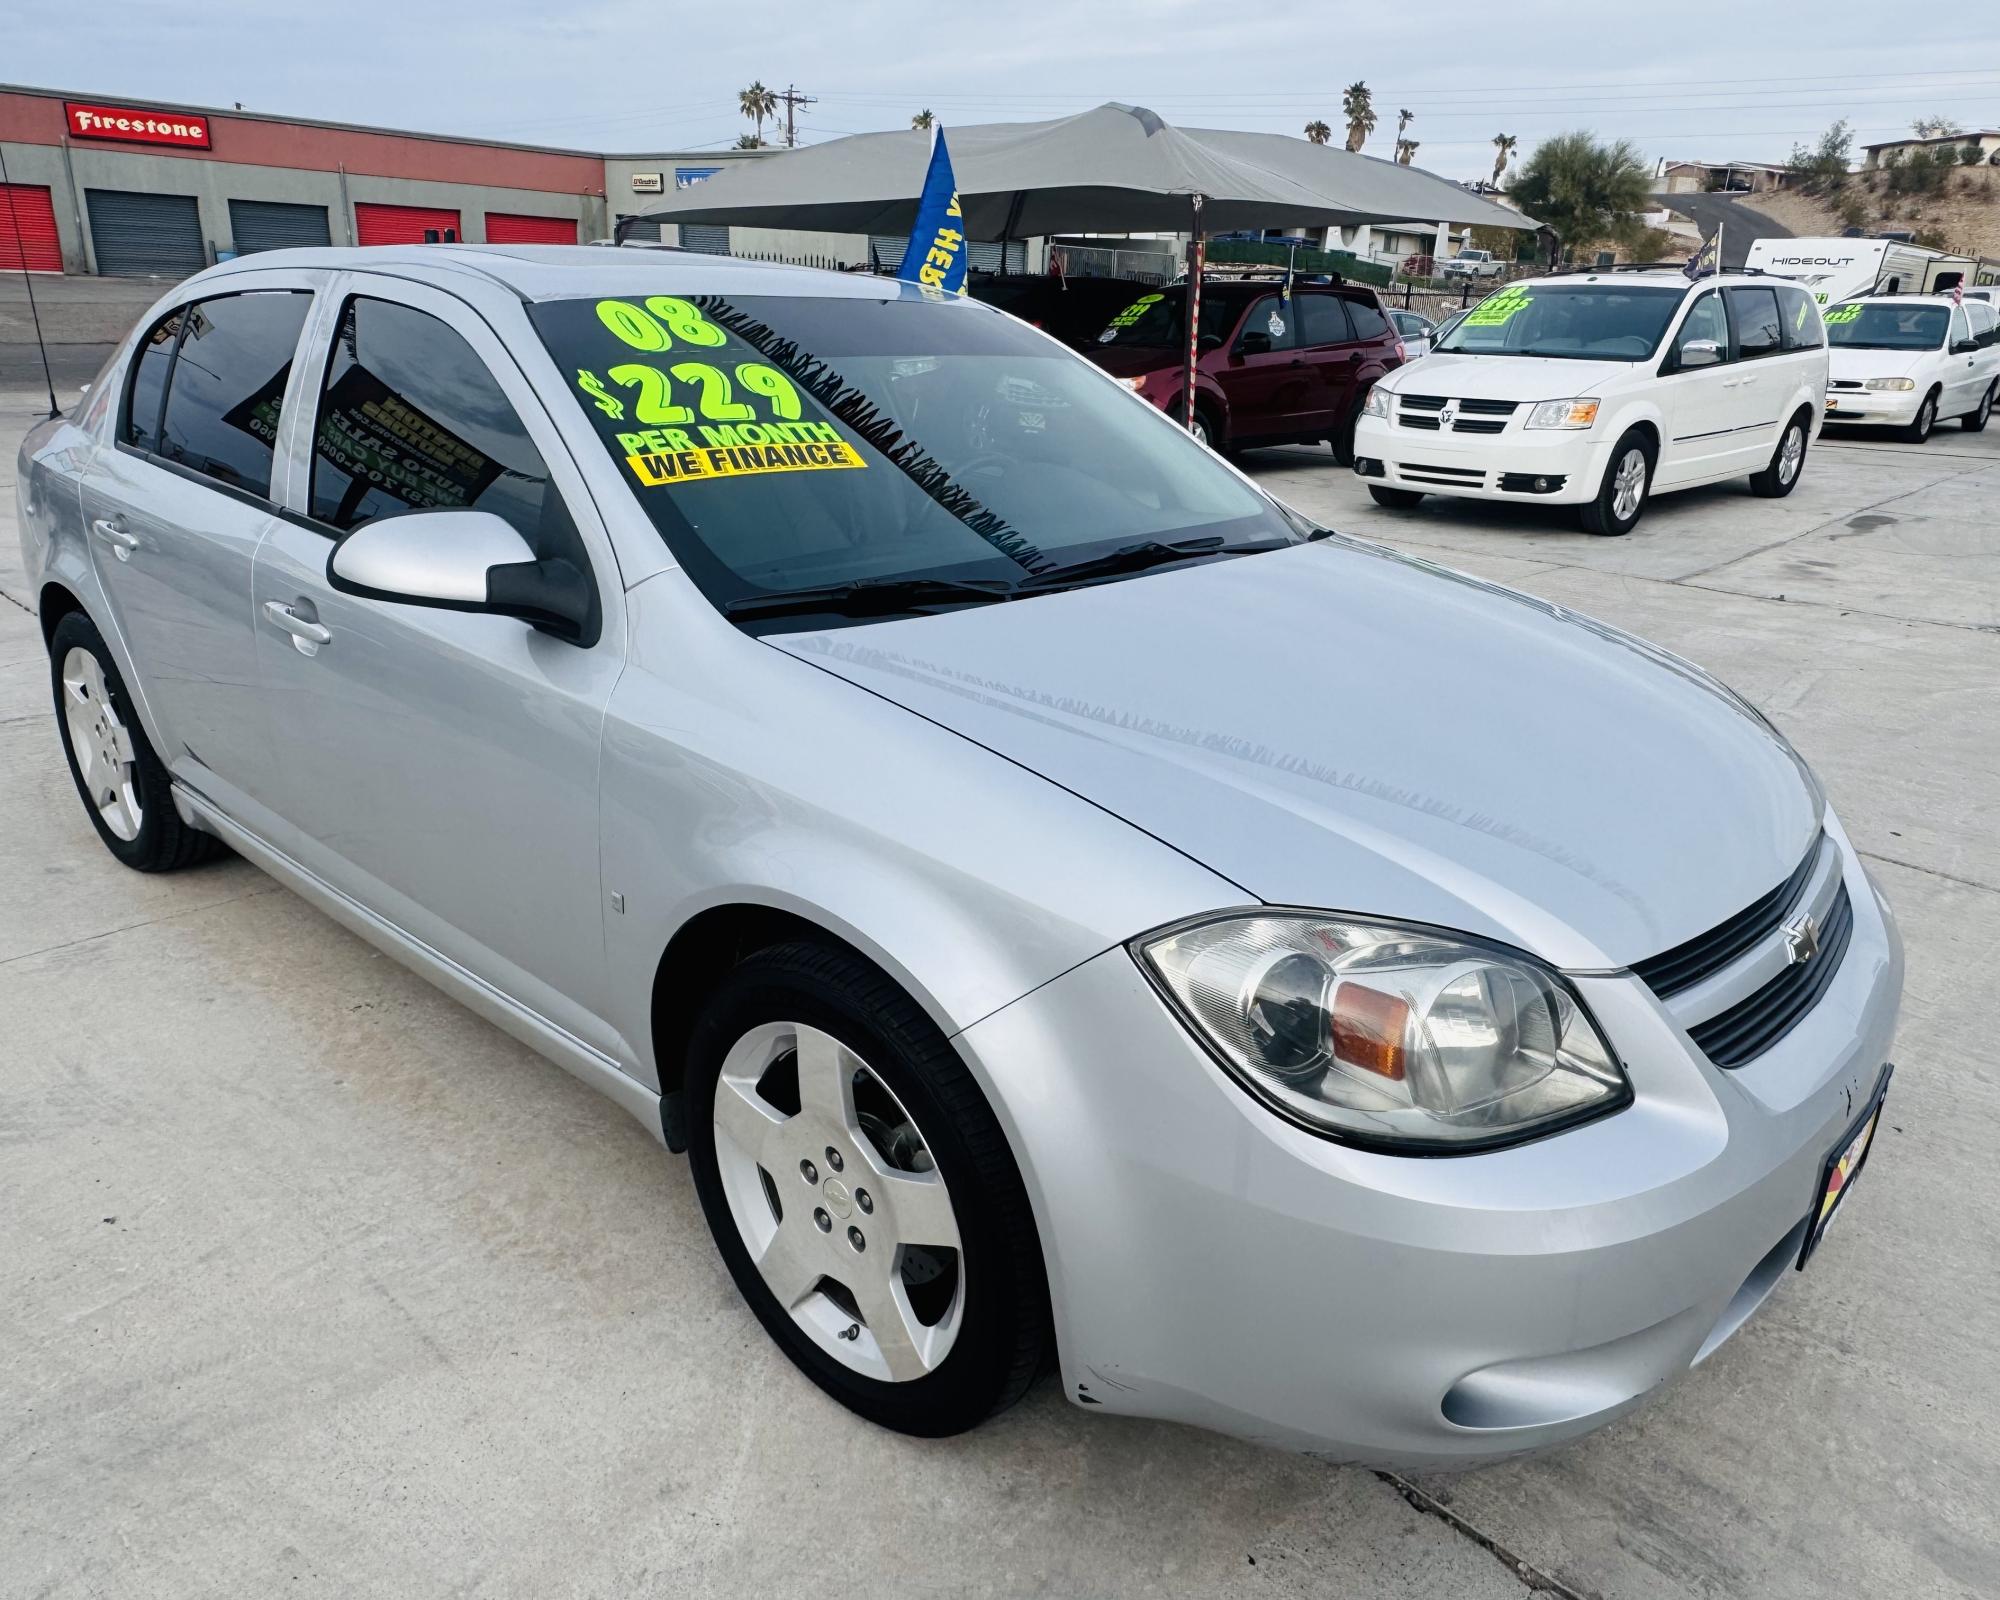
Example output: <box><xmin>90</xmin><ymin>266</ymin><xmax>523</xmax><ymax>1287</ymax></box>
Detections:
<box><xmin>956</xmin><ymin>830</ymin><xmax>1903</xmax><ymax>1468</ymax></box>
<box><xmin>1352</xmin><ymin>412</ymin><xmax>1611</xmax><ymax>505</ymax></box>
<box><xmin>1822</xmin><ymin>390</ymin><xmax>1920</xmax><ymax>425</ymax></box>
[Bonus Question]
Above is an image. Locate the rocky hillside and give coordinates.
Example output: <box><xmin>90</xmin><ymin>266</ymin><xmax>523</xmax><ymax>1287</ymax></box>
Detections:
<box><xmin>1745</xmin><ymin>168</ymin><xmax>2000</xmax><ymax>258</ymax></box>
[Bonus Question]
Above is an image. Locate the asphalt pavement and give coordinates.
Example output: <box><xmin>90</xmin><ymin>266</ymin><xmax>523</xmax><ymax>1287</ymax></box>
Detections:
<box><xmin>3</xmin><ymin>351</ymin><xmax>1997</xmax><ymax>1598</ymax></box>
<box><xmin>1654</xmin><ymin>191</ymin><xmax>1793</xmax><ymax>267</ymax></box>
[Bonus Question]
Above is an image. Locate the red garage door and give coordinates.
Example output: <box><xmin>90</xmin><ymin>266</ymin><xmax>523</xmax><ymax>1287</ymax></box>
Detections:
<box><xmin>485</xmin><ymin>212</ymin><xmax>577</xmax><ymax>245</ymax></box>
<box><xmin>0</xmin><ymin>184</ymin><xmax>62</xmax><ymax>273</ymax></box>
<box><xmin>354</xmin><ymin>202</ymin><xmax>461</xmax><ymax>246</ymax></box>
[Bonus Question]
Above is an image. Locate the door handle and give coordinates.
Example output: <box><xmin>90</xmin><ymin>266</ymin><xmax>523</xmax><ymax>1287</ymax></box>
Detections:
<box><xmin>264</xmin><ymin>599</ymin><xmax>332</xmax><ymax>655</ymax></box>
<box><xmin>91</xmin><ymin>517</ymin><xmax>140</xmax><ymax>560</ymax></box>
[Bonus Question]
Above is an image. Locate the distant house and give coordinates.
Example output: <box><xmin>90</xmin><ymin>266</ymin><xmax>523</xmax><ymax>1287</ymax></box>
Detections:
<box><xmin>1860</xmin><ymin>130</ymin><xmax>2000</xmax><ymax>169</ymax></box>
<box><xmin>1656</xmin><ymin>159</ymin><xmax>1790</xmax><ymax>194</ymax></box>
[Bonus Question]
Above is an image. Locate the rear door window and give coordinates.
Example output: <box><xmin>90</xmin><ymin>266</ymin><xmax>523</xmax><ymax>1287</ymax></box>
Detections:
<box><xmin>156</xmin><ymin>291</ymin><xmax>313</xmax><ymax>499</ymax></box>
<box><xmin>1298</xmin><ymin>295</ymin><xmax>1356</xmax><ymax>348</ymax></box>
<box><xmin>123</xmin><ymin>308</ymin><xmax>187</xmax><ymax>454</ymax></box>
<box><xmin>1777</xmin><ymin>285</ymin><xmax>1824</xmax><ymax>350</ymax></box>
<box><xmin>1726</xmin><ymin>287</ymin><xmax>1784</xmax><ymax>359</ymax></box>
<box><xmin>1345</xmin><ymin>298</ymin><xmax>1393</xmax><ymax>342</ymax></box>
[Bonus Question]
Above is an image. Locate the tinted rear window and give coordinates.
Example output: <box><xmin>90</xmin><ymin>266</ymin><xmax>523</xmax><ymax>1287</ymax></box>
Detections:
<box><xmin>157</xmin><ymin>292</ymin><xmax>312</xmax><ymax>498</ymax></box>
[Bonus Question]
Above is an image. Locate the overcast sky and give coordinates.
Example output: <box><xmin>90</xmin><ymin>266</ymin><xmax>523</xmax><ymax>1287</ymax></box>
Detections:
<box><xmin>14</xmin><ymin>2</ymin><xmax>2000</xmax><ymax>182</ymax></box>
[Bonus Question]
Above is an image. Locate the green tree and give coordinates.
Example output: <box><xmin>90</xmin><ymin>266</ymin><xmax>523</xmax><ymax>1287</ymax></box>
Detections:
<box><xmin>1912</xmin><ymin>115</ymin><xmax>1963</xmax><ymax>138</ymax></box>
<box><xmin>1490</xmin><ymin>133</ymin><xmax>1517</xmax><ymax>186</ymax></box>
<box><xmin>1787</xmin><ymin>119</ymin><xmax>1853</xmax><ymax>193</ymax></box>
<box><xmin>1507</xmin><ymin>131</ymin><xmax>1653</xmax><ymax>263</ymax></box>
<box><xmin>738</xmin><ymin>81</ymin><xmax>778</xmax><ymax>146</ymax></box>
<box><xmin>1341</xmin><ymin>82</ymin><xmax>1376</xmax><ymax>153</ymax></box>
<box><xmin>911</xmin><ymin>108</ymin><xmax>935</xmax><ymax>130</ymax></box>
<box><xmin>1304</xmin><ymin>119</ymin><xmax>1332</xmax><ymax>146</ymax></box>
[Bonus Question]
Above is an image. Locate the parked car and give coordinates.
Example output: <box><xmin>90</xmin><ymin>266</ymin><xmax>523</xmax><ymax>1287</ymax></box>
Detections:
<box><xmin>1821</xmin><ymin>294</ymin><xmax>2000</xmax><ymax>441</ymax></box>
<box><xmin>1390</xmin><ymin>308</ymin><xmax>1438</xmax><ymax>358</ymax></box>
<box><xmin>1353</xmin><ymin>269</ymin><xmax>1830</xmax><ymax>534</ymax></box>
<box><xmin>1441</xmin><ymin>248</ymin><xmax>1506</xmax><ymax>280</ymax></box>
<box><xmin>1086</xmin><ymin>280</ymin><xmax>1403</xmax><ymax>459</ymax></box>
<box><xmin>966</xmin><ymin>272</ymin><xmax>1158</xmax><ymax>350</ymax></box>
<box><xmin>19</xmin><ymin>247</ymin><xmax>1901</xmax><ymax>1468</ymax></box>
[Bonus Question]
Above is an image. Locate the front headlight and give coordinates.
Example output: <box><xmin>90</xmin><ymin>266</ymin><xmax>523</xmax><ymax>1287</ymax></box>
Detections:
<box><xmin>1524</xmin><ymin>397</ymin><xmax>1600</xmax><ymax>430</ymax></box>
<box><xmin>1362</xmin><ymin>386</ymin><xmax>1390</xmax><ymax>419</ymax></box>
<box><xmin>1863</xmin><ymin>377</ymin><xmax>1916</xmax><ymax>392</ymax></box>
<box><xmin>1136</xmin><ymin>913</ymin><xmax>1628</xmax><ymax>1151</ymax></box>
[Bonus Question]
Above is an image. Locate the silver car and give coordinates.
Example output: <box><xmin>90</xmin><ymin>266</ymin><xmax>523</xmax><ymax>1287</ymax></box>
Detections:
<box><xmin>17</xmin><ymin>247</ymin><xmax>1902</xmax><ymax>1467</ymax></box>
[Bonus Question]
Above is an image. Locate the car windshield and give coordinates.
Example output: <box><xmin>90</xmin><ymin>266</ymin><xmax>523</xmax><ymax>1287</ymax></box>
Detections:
<box><xmin>1433</xmin><ymin>283</ymin><xmax>1684</xmax><ymax>361</ymax></box>
<box><xmin>1823</xmin><ymin>302</ymin><xmax>1949</xmax><ymax>350</ymax></box>
<box><xmin>529</xmin><ymin>290</ymin><xmax>1305</xmax><ymax>629</ymax></box>
<box><xmin>1092</xmin><ymin>288</ymin><xmax>1246</xmax><ymax>349</ymax></box>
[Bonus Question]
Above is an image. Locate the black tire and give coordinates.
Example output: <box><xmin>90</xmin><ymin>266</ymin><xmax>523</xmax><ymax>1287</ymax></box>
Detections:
<box><xmin>1188</xmin><ymin>406</ymin><xmax>1221</xmax><ymax>451</ymax></box>
<box><xmin>1900</xmin><ymin>388</ymin><xmax>1939</xmax><ymax>443</ymax></box>
<box><xmin>48</xmin><ymin>611</ymin><xmax>222</xmax><ymax>873</ymax></box>
<box><xmin>685</xmin><ymin>940</ymin><xmax>1049</xmax><ymax>1437</ymax></box>
<box><xmin>1750</xmin><ymin>413</ymin><xmax>1809</xmax><ymax>498</ymax></box>
<box><xmin>1367</xmin><ymin>485</ymin><xmax>1426</xmax><ymax>509</ymax></box>
<box><xmin>1578</xmin><ymin>429</ymin><xmax>1653</xmax><ymax>536</ymax></box>
<box><xmin>1330</xmin><ymin>394</ymin><xmax>1366</xmax><ymax>467</ymax></box>
<box><xmin>1960</xmin><ymin>380</ymin><xmax>1995</xmax><ymax>432</ymax></box>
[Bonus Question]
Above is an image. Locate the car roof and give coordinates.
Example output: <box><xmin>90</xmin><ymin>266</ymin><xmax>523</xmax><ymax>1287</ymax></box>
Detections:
<box><xmin>190</xmin><ymin>244</ymin><xmax>915</xmax><ymax>304</ymax></box>
<box><xmin>1835</xmin><ymin>293</ymin><xmax>1964</xmax><ymax>307</ymax></box>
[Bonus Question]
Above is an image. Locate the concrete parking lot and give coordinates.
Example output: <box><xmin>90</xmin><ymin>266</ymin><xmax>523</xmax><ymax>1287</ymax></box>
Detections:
<box><xmin>3</xmin><ymin>300</ymin><xmax>1996</xmax><ymax>1598</ymax></box>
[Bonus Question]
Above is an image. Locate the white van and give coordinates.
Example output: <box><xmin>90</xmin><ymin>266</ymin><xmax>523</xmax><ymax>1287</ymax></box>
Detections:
<box><xmin>1352</xmin><ymin>269</ymin><xmax>1828</xmax><ymax>535</ymax></box>
<box><xmin>1822</xmin><ymin>294</ymin><xmax>2000</xmax><ymax>440</ymax></box>
<box><xmin>1745</xmin><ymin>237</ymin><xmax>1945</xmax><ymax>305</ymax></box>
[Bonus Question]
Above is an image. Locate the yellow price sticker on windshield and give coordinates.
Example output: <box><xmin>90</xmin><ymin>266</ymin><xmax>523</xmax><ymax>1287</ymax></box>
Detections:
<box><xmin>1105</xmin><ymin>293</ymin><xmax>1164</xmax><ymax>330</ymax></box>
<box><xmin>1824</xmin><ymin>303</ymin><xmax>1864</xmax><ymax>324</ymax></box>
<box><xmin>620</xmin><ymin>419</ymin><xmax>867</xmax><ymax>487</ymax></box>
<box><xmin>1464</xmin><ymin>285</ymin><xmax>1533</xmax><ymax>327</ymax></box>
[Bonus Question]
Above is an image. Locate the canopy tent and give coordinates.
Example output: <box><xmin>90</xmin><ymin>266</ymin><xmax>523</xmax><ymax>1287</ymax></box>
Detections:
<box><xmin>630</xmin><ymin>102</ymin><xmax>1534</xmax><ymax>241</ymax></box>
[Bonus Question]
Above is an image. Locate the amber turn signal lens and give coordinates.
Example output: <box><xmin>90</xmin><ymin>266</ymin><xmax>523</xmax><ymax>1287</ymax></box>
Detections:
<box><xmin>1331</xmin><ymin>982</ymin><xmax>1409</xmax><ymax>1081</ymax></box>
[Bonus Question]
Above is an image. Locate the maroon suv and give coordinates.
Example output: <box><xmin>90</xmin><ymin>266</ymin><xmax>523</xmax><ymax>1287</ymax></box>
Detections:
<box><xmin>1086</xmin><ymin>281</ymin><xmax>1405</xmax><ymax>460</ymax></box>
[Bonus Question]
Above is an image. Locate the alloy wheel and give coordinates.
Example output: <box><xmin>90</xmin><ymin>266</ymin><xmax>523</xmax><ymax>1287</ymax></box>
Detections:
<box><xmin>711</xmin><ymin>1021</ymin><xmax>965</xmax><ymax>1383</ymax></box>
<box><xmin>1916</xmin><ymin>397</ymin><xmax>1936</xmax><ymax>438</ymax></box>
<box><xmin>60</xmin><ymin>647</ymin><xmax>143</xmax><ymax>842</ymax></box>
<box><xmin>1778</xmin><ymin>424</ymin><xmax>1805</xmax><ymax>485</ymax></box>
<box><xmin>1611</xmin><ymin>447</ymin><xmax>1647</xmax><ymax>522</ymax></box>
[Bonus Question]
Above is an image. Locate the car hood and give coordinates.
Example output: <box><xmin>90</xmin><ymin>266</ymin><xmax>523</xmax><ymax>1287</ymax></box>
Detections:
<box><xmin>1828</xmin><ymin>346</ymin><xmax>1938</xmax><ymax>382</ymax></box>
<box><xmin>1379</xmin><ymin>351</ymin><xmax>1635</xmax><ymax>401</ymax></box>
<box><xmin>774</xmin><ymin>541</ymin><xmax>1821</xmax><ymax>971</ymax></box>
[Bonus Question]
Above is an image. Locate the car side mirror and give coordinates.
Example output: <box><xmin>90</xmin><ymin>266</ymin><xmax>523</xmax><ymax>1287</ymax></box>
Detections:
<box><xmin>1676</xmin><ymin>339</ymin><xmax>1723</xmax><ymax>369</ymax></box>
<box><xmin>1953</xmin><ymin>337</ymin><xmax>1980</xmax><ymax>354</ymax></box>
<box><xmin>327</xmin><ymin>510</ymin><xmax>593</xmax><ymax>642</ymax></box>
<box><xmin>1198</xmin><ymin>333</ymin><xmax>1225</xmax><ymax>351</ymax></box>
<box><xmin>1237</xmin><ymin>331</ymin><xmax>1272</xmax><ymax>357</ymax></box>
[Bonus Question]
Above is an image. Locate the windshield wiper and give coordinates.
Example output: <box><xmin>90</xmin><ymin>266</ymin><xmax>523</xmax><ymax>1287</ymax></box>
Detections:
<box><xmin>722</xmin><ymin>575</ymin><xmax>1017</xmax><ymax>621</ymax></box>
<box><xmin>1017</xmin><ymin>534</ymin><xmax>1289</xmax><ymax>591</ymax></box>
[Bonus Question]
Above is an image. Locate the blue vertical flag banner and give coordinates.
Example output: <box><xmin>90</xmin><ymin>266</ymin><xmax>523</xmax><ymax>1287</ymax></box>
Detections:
<box><xmin>1683</xmin><ymin>223</ymin><xmax>1721</xmax><ymax>281</ymax></box>
<box><xmin>899</xmin><ymin>127</ymin><xmax>969</xmax><ymax>296</ymax></box>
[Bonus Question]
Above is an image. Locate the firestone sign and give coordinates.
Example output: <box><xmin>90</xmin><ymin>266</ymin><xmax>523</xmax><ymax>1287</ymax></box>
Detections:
<box><xmin>65</xmin><ymin>102</ymin><xmax>212</xmax><ymax>149</ymax></box>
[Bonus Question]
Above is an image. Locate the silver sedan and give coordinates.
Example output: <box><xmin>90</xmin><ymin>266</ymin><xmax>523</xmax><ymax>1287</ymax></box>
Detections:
<box><xmin>16</xmin><ymin>247</ymin><xmax>1902</xmax><ymax>1467</ymax></box>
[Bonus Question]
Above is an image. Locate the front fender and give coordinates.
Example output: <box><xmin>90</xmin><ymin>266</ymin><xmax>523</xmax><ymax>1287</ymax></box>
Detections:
<box><xmin>597</xmin><ymin>569</ymin><xmax>1242</xmax><ymax>1093</ymax></box>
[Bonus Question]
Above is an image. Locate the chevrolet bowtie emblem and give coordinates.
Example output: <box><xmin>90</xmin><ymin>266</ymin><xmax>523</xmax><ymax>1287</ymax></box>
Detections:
<box><xmin>1782</xmin><ymin>912</ymin><xmax>1821</xmax><ymax>966</ymax></box>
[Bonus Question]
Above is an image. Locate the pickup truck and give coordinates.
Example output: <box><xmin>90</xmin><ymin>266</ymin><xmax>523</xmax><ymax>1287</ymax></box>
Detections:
<box><xmin>1440</xmin><ymin>249</ymin><xmax>1506</xmax><ymax>280</ymax></box>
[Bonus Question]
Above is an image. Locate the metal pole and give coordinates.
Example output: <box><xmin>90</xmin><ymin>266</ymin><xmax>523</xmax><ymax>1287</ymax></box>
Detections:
<box><xmin>1182</xmin><ymin>194</ymin><xmax>1205</xmax><ymax>431</ymax></box>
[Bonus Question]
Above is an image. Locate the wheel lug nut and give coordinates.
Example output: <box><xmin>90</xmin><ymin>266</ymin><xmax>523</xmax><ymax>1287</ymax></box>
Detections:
<box><xmin>800</xmin><ymin>1158</ymin><xmax>818</xmax><ymax>1184</ymax></box>
<box><xmin>847</xmin><ymin>1226</ymin><xmax>866</xmax><ymax>1251</ymax></box>
<box><xmin>825</xmin><ymin>1146</ymin><xmax>843</xmax><ymax>1172</ymax></box>
<box><xmin>813</xmin><ymin>1208</ymin><xmax>832</xmax><ymax>1233</ymax></box>
<box><xmin>855</xmin><ymin>1188</ymin><xmax>873</xmax><ymax>1215</ymax></box>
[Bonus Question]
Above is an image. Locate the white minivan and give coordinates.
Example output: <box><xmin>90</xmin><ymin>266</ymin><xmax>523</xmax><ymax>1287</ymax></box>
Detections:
<box><xmin>1822</xmin><ymin>295</ymin><xmax>2000</xmax><ymax>441</ymax></box>
<box><xmin>1352</xmin><ymin>269</ymin><xmax>1829</xmax><ymax>535</ymax></box>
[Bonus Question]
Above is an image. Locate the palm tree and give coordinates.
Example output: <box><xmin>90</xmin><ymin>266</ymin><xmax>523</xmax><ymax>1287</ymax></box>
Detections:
<box><xmin>1341</xmin><ymin>82</ymin><xmax>1376</xmax><ymax>154</ymax></box>
<box><xmin>1395</xmin><ymin>139</ymin><xmax>1420</xmax><ymax>166</ymax></box>
<box><xmin>1304</xmin><ymin>119</ymin><xmax>1332</xmax><ymax>147</ymax></box>
<box><xmin>912</xmin><ymin>108</ymin><xmax>935</xmax><ymax>130</ymax></box>
<box><xmin>738</xmin><ymin>81</ymin><xmax>777</xmax><ymax>147</ymax></box>
<box><xmin>1491</xmin><ymin>133</ymin><xmax>1518</xmax><ymax>187</ymax></box>
<box><xmin>1396</xmin><ymin>108</ymin><xmax>1415</xmax><ymax>142</ymax></box>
